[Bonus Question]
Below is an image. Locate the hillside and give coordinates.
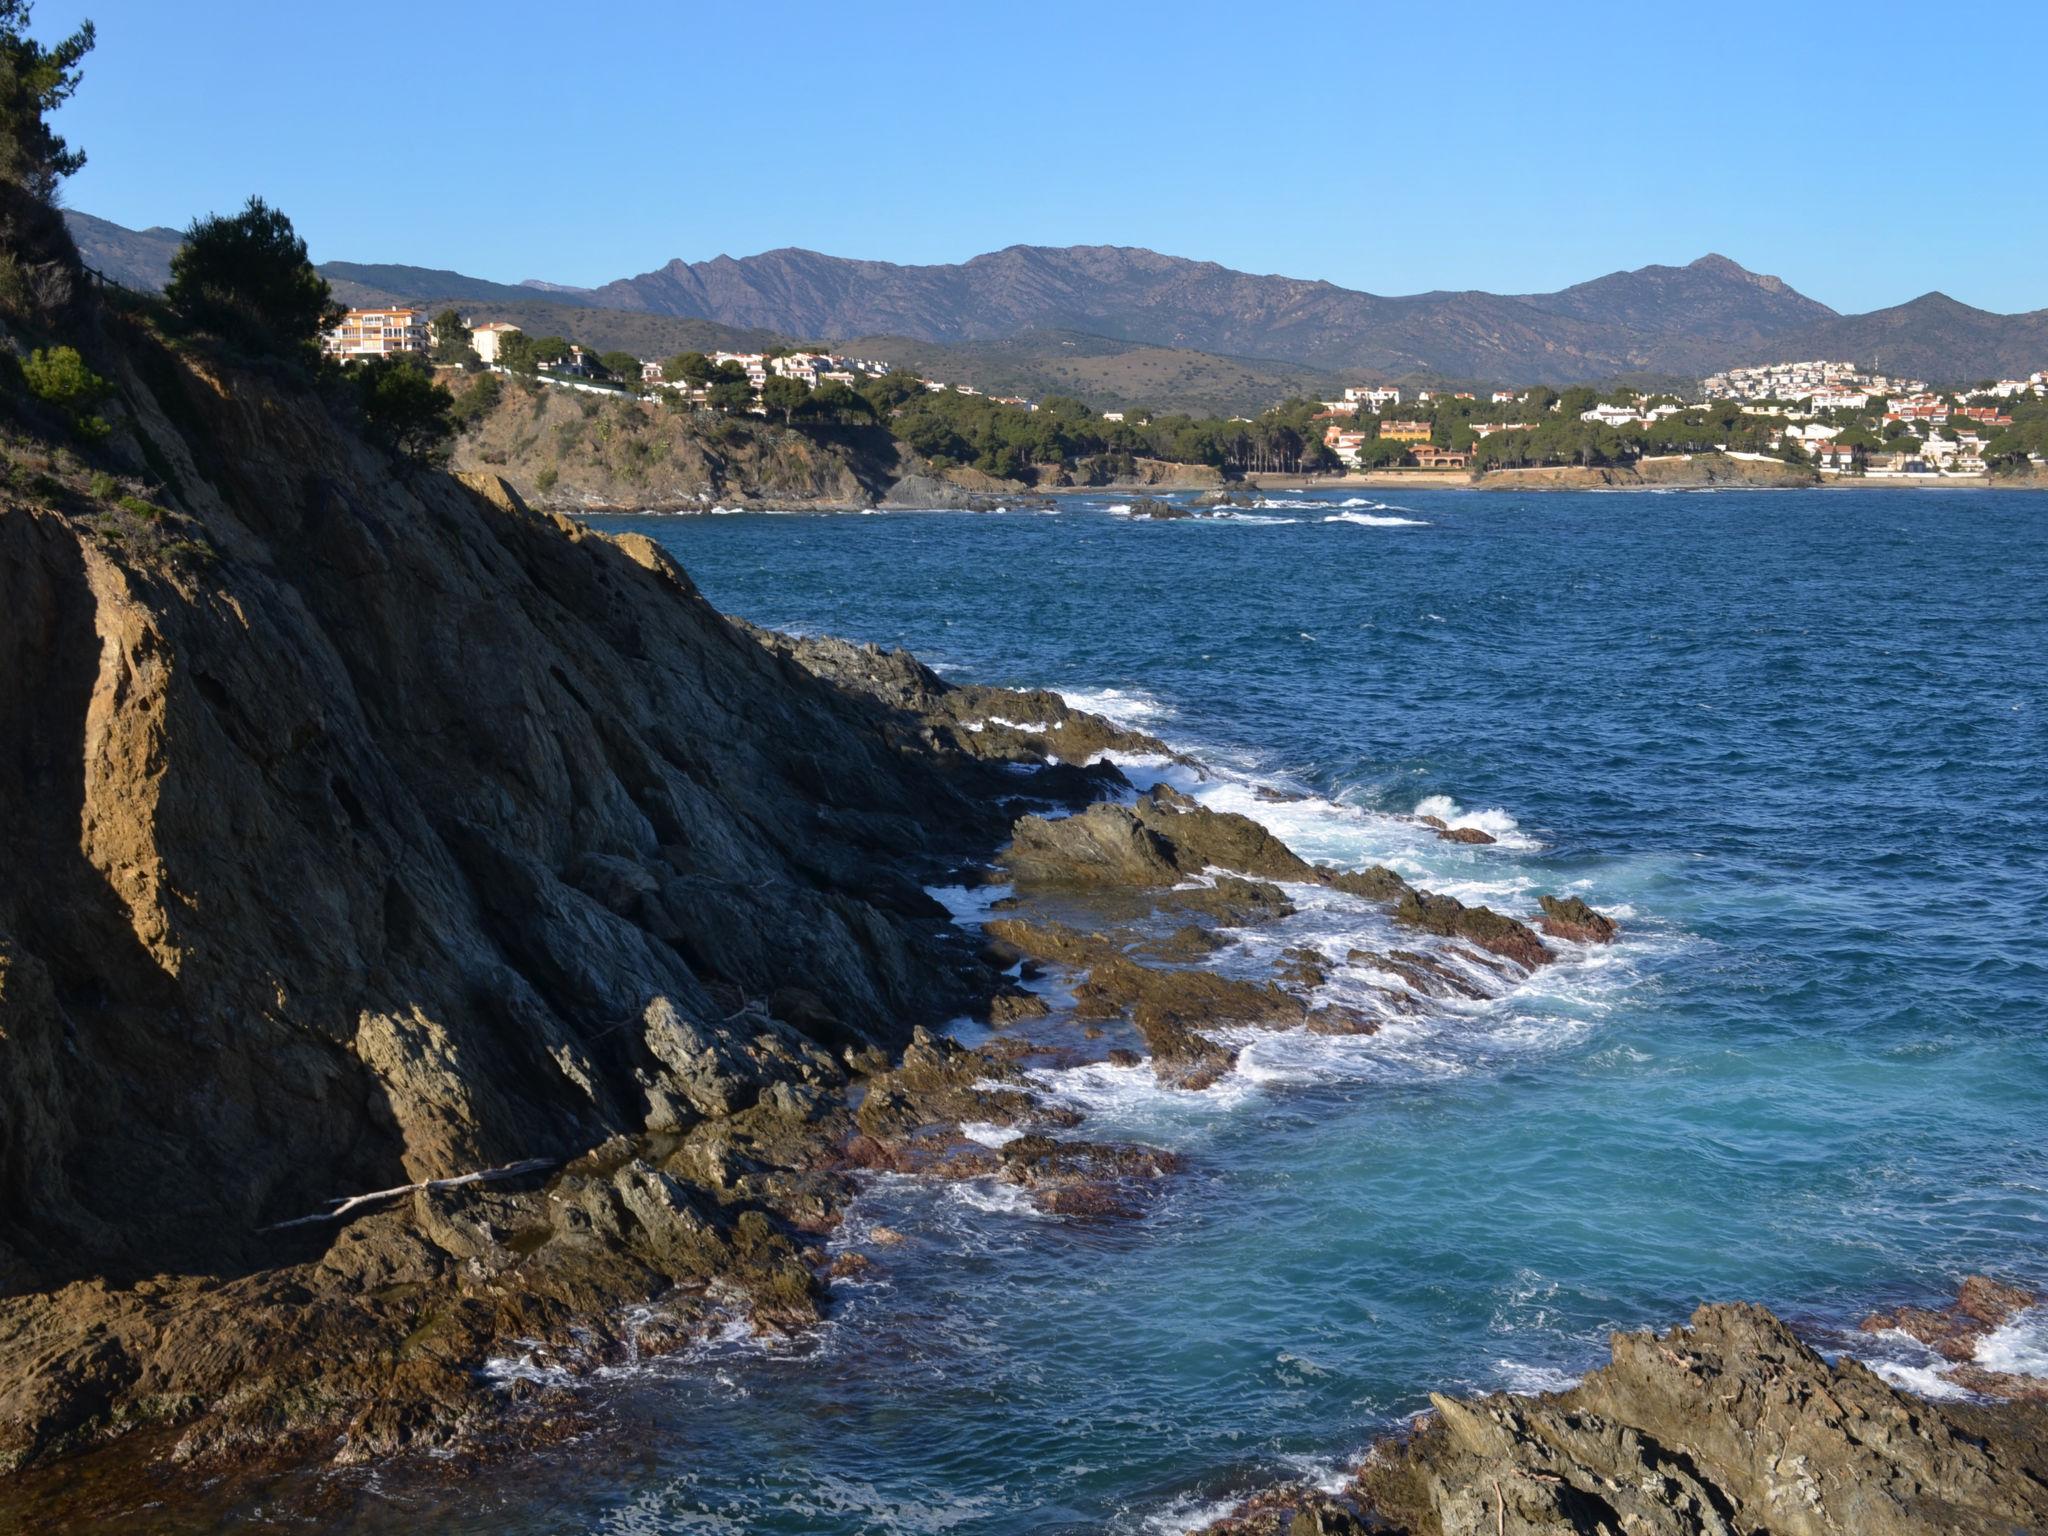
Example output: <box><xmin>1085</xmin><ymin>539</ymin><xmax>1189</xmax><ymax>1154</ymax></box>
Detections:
<box><xmin>581</xmin><ymin>244</ymin><xmax>1837</xmax><ymax>380</ymax></box>
<box><xmin>62</xmin><ymin>209</ymin><xmax>182</xmax><ymax>291</ymax></box>
<box><xmin>63</xmin><ymin>211</ymin><xmax>2045</xmax><ymax>388</ymax></box>
<box><xmin>1765</xmin><ymin>291</ymin><xmax>2048</xmax><ymax>383</ymax></box>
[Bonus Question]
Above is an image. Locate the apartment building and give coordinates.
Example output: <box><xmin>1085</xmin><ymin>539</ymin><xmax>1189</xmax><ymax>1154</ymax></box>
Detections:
<box><xmin>323</xmin><ymin>307</ymin><xmax>432</xmax><ymax>362</ymax></box>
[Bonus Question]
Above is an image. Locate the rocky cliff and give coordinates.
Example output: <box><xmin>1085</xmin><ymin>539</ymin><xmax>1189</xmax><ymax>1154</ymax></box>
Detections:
<box><xmin>0</xmin><ymin>299</ymin><xmax>1100</xmax><ymax>1477</ymax></box>
<box><xmin>449</xmin><ymin>378</ymin><xmax>902</xmax><ymax>509</ymax></box>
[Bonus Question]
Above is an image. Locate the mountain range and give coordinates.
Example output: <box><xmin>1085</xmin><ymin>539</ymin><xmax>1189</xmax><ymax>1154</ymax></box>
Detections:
<box><xmin>66</xmin><ymin>210</ymin><xmax>2048</xmax><ymax>403</ymax></box>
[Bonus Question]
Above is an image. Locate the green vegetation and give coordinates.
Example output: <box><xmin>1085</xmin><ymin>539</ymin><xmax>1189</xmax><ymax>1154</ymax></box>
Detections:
<box><xmin>1983</xmin><ymin>394</ymin><xmax>2048</xmax><ymax>472</ymax></box>
<box><xmin>0</xmin><ymin>1</ymin><xmax>92</xmax><ymax>201</ymax></box>
<box><xmin>165</xmin><ymin>196</ymin><xmax>341</xmax><ymax>358</ymax></box>
<box><xmin>880</xmin><ymin>387</ymin><xmax>1337</xmax><ymax>478</ymax></box>
<box><xmin>350</xmin><ymin>354</ymin><xmax>456</xmax><ymax>465</ymax></box>
<box><xmin>21</xmin><ymin>343</ymin><xmax>109</xmax><ymax>438</ymax></box>
<box><xmin>450</xmin><ymin>369</ymin><xmax>502</xmax><ymax>427</ymax></box>
<box><xmin>431</xmin><ymin>308</ymin><xmax>478</xmax><ymax>368</ymax></box>
<box><xmin>663</xmin><ymin>350</ymin><xmax>717</xmax><ymax>385</ymax></box>
<box><xmin>0</xmin><ymin>1</ymin><xmax>94</xmax><ymax>311</ymax></box>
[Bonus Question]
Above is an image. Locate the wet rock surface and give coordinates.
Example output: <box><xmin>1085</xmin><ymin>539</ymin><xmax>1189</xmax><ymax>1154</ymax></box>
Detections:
<box><xmin>1198</xmin><ymin>1300</ymin><xmax>2048</xmax><ymax>1536</ymax></box>
<box><xmin>1537</xmin><ymin>894</ymin><xmax>1620</xmax><ymax>944</ymax></box>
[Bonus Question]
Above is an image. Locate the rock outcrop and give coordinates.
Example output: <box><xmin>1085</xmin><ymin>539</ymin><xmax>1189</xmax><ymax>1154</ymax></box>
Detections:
<box><xmin>1199</xmin><ymin>1300</ymin><xmax>2048</xmax><ymax>1536</ymax></box>
<box><xmin>451</xmin><ymin>379</ymin><xmax>902</xmax><ymax>509</ymax></box>
<box><xmin>0</xmin><ymin>303</ymin><xmax>1108</xmax><ymax>1477</ymax></box>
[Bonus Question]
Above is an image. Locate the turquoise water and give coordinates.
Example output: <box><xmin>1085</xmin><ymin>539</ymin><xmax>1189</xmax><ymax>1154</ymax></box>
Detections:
<box><xmin>374</xmin><ymin>489</ymin><xmax>2046</xmax><ymax>1531</ymax></box>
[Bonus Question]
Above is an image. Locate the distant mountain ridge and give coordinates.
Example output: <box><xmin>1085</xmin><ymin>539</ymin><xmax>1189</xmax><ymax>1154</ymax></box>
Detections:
<box><xmin>64</xmin><ymin>211</ymin><xmax>2044</xmax><ymax>389</ymax></box>
<box><xmin>578</xmin><ymin>244</ymin><xmax>1838</xmax><ymax>381</ymax></box>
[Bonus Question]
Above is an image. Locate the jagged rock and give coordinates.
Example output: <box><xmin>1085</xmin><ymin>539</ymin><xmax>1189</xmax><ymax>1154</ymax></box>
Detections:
<box><xmin>1318</xmin><ymin>865</ymin><xmax>1412</xmax><ymax>903</ymax></box>
<box><xmin>1862</xmin><ymin>1275</ymin><xmax>2036</xmax><ymax>1363</ymax></box>
<box><xmin>1133</xmin><ymin>925</ymin><xmax>1230</xmax><ymax>962</ymax></box>
<box><xmin>1537</xmin><ymin>894</ymin><xmax>1619</xmax><ymax>944</ymax></box>
<box><xmin>1394</xmin><ymin>890</ymin><xmax>1551</xmax><ymax>969</ymax></box>
<box><xmin>1002</xmin><ymin>796</ymin><xmax>1314</xmax><ymax>887</ymax></box>
<box><xmin>1254</xmin><ymin>785</ymin><xmax>1309</xmax><ymax>803</ymax></box>
<box><xmin>985</xmin><ymin>990</ymin><xmax>1052</xmax><ymax>1026</ymax></box>
<box><xmin>0</xmin><ymin>306</ymin><xmax>1057</xmax><ymax>1478</ymax></box>
<box><xmin>1126</xmin><ymin>496</ymin><xmax>1192</xmax><ymax>519</ymax></box>
<box><xmin>1075</xmin><ymin>956</ymin><xmax>1301</xmax><ymax>1089</ymax></box>
<box><xmin>740</xmin><ymin>626</ymin><xmax>1178</xmax><ymax>769</ymax></box>
<box><xmin>1349</xmin><ymin>1302</ymin><xmax>2048</xmax><ymax>1536</ymax></box>
<box><xmin>1160</xmin><ymin>876</ymin><xmax>1297</xmax><ymax>926</ymax></box>
<box><xmin>1436</xmin><ymin>825</ymin><xmax>1496</xmax><ymax>845</ymax></box>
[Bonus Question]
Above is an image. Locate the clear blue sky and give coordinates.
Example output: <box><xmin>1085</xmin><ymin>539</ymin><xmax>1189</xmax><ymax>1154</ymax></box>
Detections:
<box><xmin>39</xmin><ymin>0</ymin><xmax>2048</xmax><ymax>315</ymax></box>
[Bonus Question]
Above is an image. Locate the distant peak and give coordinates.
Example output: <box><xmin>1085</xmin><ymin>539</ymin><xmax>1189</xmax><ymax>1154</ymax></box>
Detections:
<box><xmin>1688</xmin><ymin>252</ymin><xmax>1798</xmax><ymax>297</ymax></box>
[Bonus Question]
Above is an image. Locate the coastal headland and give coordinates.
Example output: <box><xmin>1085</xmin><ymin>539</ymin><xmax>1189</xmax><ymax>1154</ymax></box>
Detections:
<box><xmin>5</xmin><ymin>294</ymin><xmax>2045</xmax><ymax>1533</ymax></box>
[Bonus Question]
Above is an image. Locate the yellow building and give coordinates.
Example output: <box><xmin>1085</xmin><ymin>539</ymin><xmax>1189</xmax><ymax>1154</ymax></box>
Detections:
<box><xmin>323</xmin><ymin>307</ymin><xmax>432</xmax><ymax>362</ymax></box>
<box><xmin>1378</xmin><ymin>420</ymin><xmax>1433</xmax><ymax>442</ymax></box>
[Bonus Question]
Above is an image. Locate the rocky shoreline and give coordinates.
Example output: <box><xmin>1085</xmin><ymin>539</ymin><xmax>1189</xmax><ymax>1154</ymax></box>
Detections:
<box><xmin>0</xmin><ymin>297</ymin><xmax>1617</xmax><ymax>1522</ymax></box>
<box><xmin>1189</xmin><ymin>1278</ymin><xmax>2048</xmax><ymax>1536</ymax></box>
<box><xmin>7</xmin><ymin>299</ymin><xmax>2045</xmax><ymax>1534</ymax></box>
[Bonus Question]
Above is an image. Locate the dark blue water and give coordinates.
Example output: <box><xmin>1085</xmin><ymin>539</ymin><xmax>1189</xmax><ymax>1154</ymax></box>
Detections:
<box><xmin>374</xmin><ymin>488</ymin><xmax>2048</xmax><ymax>1532</ymax></box>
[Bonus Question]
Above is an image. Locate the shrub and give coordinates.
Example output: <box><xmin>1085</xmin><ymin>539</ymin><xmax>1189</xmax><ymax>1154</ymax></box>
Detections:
<box><xmin>165</xmin><ymin>197</ymin><xmax>341</xmax><ymax>358</ymax></box>
<box><xmin>89</xmin><ymin>470</ymin><xmax>115</xmax><ymax>498</ymax></box>
<box><xmin>534</xmin><ymin>465</ymin><xmax>559</xmax><ymax>492</ymax></box>
<box><xmin>451</xmin><ymin>371</ymin><xmax>501</xmax><ymax>427</ymax></box>
<box><xmin>21</xmin><ymin>344</ymin><xmax>110</xmax><ymax>438</ymax></box>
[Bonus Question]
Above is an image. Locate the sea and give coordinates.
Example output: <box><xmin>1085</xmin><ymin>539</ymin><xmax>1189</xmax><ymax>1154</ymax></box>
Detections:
<box><xmin>263</xmin><ymin>487</ymin><xmax>2048</xmax><ymax>1530</ymax></box>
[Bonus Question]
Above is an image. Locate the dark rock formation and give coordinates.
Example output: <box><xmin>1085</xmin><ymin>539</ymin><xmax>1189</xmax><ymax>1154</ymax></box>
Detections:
<box><xmin>0</xmin><ymin>299</ymin><xmax>1147</xmax><ymax>1479</ymax></box>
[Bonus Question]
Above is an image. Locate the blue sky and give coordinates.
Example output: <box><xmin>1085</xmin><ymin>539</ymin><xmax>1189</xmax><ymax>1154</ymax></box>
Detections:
<box><xmin>39</xmin><ymin>0</ymin><xmax>2048</xmax><ymax>315</ymax></box>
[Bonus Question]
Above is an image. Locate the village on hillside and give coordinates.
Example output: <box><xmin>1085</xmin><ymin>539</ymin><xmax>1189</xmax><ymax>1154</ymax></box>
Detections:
<box><xmin>318</xmin><ymin>305</ymin><xmax>2048</xmax><ymax>482</ymax></box>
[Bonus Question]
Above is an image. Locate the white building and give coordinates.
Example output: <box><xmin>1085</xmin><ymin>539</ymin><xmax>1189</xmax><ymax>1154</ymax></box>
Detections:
<box><xmin>1344</xmin><ymin>386</ymin><xmax>1402</xmax><ymax>411</ymax></box>
<box><xmin>468</xmin><ymin>320</ymin><xmax>521</xmax><ymax>365</ymax></box>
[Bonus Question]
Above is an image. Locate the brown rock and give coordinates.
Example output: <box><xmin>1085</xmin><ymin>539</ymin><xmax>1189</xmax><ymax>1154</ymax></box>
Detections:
<box><xmin>1349</xmin><ymin>1301</ymin><xmax>2048</xmax><ymax>1536</ymax></box>
<box><xmin>1436</xmin><ymin>825</ymin><xmax>1496</xmax><ymax>845</ymax></box>
<box><xmin>1393</xmin><ymin>889</ymin><xmax>1551</xmax><ymax>969</ymax></box>
<box><xmin>1537</xmin><ymin>893</ymin><xmax>1620</xmax><ymax>944</ymax></box>
<box><xmin>1862</xmin><ymin>1275</ymin><xmax>2037</xmax><ymax>1363</ymax></box>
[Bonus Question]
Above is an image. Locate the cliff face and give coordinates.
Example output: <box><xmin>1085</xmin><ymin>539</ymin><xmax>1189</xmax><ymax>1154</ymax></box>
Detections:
<box><xmin>449</xmin><ymin>379</ymin><xmax>901</xmax><ymax>509</ymax></box>
<box><xmin>0</xmin><ymin>312</ymin><xmax>1050</xmax><ymax>1469</ymax></box>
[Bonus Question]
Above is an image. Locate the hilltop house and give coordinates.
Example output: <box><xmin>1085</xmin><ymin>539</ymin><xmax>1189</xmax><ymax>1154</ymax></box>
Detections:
<box><xmin>1345</xmin><ymin>386</ymin><xmax>1401</xmax><ymax>411</ymax></box>
<box><xmin>468</xmin><ymin>320</ymin><xmax>521</xmax><ymax>365</ymax></box>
